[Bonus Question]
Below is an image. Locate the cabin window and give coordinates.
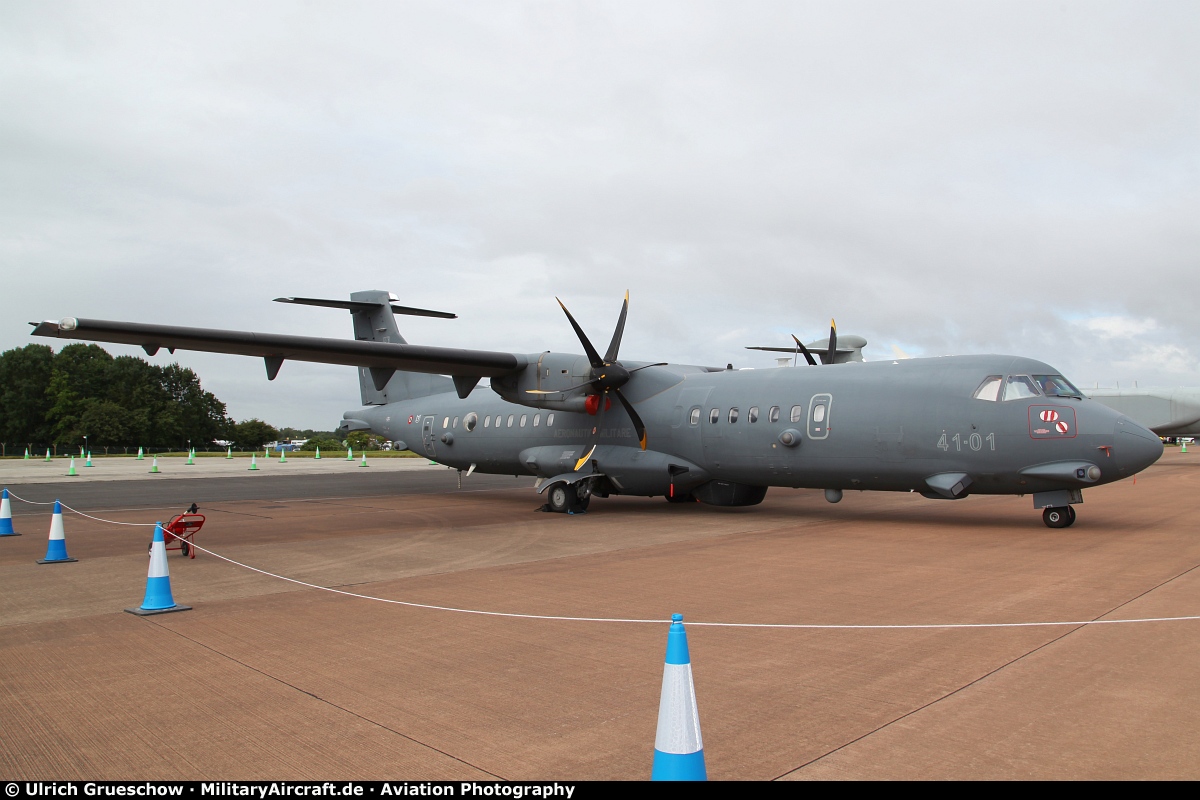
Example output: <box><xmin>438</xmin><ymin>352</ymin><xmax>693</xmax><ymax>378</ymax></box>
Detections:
<box><xmin>709</xmin><ymin>408</ymin><xmax>720</xmax><ymax>424</ymax></box>
<box><xmin>507</xmin><ymin>414</ymin><xmax>515</xmax><ymax>427</ymax></box>
<box><xmin>547</xmin><ymin>413</ymin><xmax>555</xmax><ymax>426</ymax></box>
<box><xmin>483</xmin><ymin>415</ymin><xmax>491</xmax><ymax>428</ymax></box>
<box><xmin>533</xmin><ymin>414</ymin><xmax>541</xmax><ymax>427</ymax></box>
<box><xmin>813</xmin><ymin>404</ymin><xmax>826</xmax><ymax>423</ymax></box>
<box><xmin>520</xmin><ymin>414</ymin><xmax>528</xmax><ymax>427</ymax></box>
<box><xmin>973</xmin><ymin>376</ymin><xmax>1003</xmax><ymax>402</ymax></box>
<box><xmin>464</xmin><ymin>413</ymin><xmax>478</xmax><ymax>432</ymax></box>
<box><xmin>728</xmin><ymin>407</ymin><xmax>739</xmax><ymax>424</ymax></box>
<box><xmin>689</xmin><ymin>407</ymin><xmax>701</xmax><ymax>425</ymax></box>
<box><xmin>790</xmin><ymin>405</ymin><xmax>803</xmax><ymax>423</ymax></box>
<box><xmin>1033</xmin><ymin>374</ymin><xmax>1082</xmax><ymax>398</ymax></box>
<box><xmin>748</xmin><ymin>407</ymin><xmax>759</xmax><ymax>423</ymax></box>
<box><xmin>443</xmin><ymin>416</ymin><xmax>450</xmax><ymax>429</ymax></box>
<box><xmin>768</xmin><ymin>406</ymin><xmax>780</xmax><ymax>423</ymax></box>
<box><xmin>1003</xmin><ymin>375</ymin><xmax>1041</xmax><ymax>401</ymax></box>
<box><xmin>452</xmin><ymin>416</ymin><xmax>459</xmax><ymax>429</ymax></box>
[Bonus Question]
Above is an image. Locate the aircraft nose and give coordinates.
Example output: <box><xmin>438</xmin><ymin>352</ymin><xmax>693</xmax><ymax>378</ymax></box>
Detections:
<box><xmin>1114</xmin><ymin>416</ymin><xmax>1163</xmax><ymax>475</ymax></box>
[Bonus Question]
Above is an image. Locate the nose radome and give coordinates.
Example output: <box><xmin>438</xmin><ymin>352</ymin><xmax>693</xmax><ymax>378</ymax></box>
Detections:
<box><xmin>1115</xmin><ymin>416</ymin><xmax>1163</xmax><ymax>475</ymax></box>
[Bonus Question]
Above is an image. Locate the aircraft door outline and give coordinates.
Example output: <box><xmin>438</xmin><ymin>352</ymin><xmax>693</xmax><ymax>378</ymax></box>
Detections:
<box><xmin>809</xmin><ymin>393</ymin><xmax>832</xmax><ymax>440</ymax></box>
<box><xmin>421</xmin><ymin>415</ymin><xmax>436</xmax><ymax>456</ymax></box>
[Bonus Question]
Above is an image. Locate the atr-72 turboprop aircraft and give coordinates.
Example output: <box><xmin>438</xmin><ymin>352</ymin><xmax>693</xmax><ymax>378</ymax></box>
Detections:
<box><xmin>32</xmin><ymin>291</ymin><xmax>1163</xmax><ymax>528</ymax></box>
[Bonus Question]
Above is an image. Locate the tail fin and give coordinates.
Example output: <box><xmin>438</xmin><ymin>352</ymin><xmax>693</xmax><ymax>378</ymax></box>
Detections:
<box><xmin>275</xmin><ymin>291</ymin><xmax>456</xmax><ymax>404</ymax></box>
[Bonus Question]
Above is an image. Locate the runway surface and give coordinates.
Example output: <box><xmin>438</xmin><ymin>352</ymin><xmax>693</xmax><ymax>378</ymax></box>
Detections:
<box><xmin>1</xmin><ymin>450</ymin><xmax>1198</xmax><ymax>779</ymax></box>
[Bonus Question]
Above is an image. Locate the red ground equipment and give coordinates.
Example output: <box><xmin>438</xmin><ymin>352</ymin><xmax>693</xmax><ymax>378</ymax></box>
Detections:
<box><xmin>163</xmin><ymin>512</ymin><xmax>205</xmax><ymax>558</ymax></box>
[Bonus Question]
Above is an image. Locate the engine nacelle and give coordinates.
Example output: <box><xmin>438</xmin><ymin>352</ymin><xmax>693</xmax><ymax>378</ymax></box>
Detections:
<box><xmin>491</xmin><ymin>352</ymin><xmax>596</xmax><ymax>412</ymax></box>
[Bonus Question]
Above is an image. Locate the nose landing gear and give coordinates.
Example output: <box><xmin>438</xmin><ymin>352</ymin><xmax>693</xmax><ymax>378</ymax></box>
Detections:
<box><xmin>1042</xmin><ymin>505</ymin><xmax>1076</xmax><ymax>528</ymax></box>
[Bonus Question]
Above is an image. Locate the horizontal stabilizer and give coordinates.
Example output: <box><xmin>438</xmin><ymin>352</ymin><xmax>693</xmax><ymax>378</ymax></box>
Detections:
<box><xmin>275</xmin><ymin>297</ymin><xmax>456</xmax><ymax>319</ymax></box>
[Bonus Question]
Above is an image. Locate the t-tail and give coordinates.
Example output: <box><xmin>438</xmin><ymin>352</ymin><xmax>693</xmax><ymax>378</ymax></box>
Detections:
<box><xmin>274</xmin><ymin>291</ymin><xmax>457</xmax><ymax>404</ymax></box>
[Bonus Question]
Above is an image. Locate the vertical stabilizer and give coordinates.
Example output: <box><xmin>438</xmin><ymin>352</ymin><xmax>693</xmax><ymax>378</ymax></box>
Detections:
<box><xmin>348</xmin><ymin>291</ymin><xmax>455</xmax><ymax>404</ymax></box>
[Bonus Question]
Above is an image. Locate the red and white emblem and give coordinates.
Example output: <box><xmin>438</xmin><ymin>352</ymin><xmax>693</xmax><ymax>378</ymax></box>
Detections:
<box><xmin>408</xmin><ymin>415</ymin><xmax>414</xmax><ymax>424</ymax></box>
<box><xmin>1039</xmin><ymin>410</ymin><xmax>1060</xmax><ymax>422</ymax></box>
<box><xmin>1055</xmin><ymin>421</ymin><xmax>1069</xmax><ymax>434</ymax></box>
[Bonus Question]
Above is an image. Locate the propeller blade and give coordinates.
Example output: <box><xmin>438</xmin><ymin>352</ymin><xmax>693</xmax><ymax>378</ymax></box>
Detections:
<box><xmin>627</xmin><ymin>362</ymin><xmax>668</xmax><ymax>373</ymax></box>
<box><xmin>789</xmin><ymin>335</ymin><xmax>819</xmax><ymax>366</ymax></box>
<box><xmin>614</xmin><ymin>388</ymin><xmax>648</xmax><ymax>450</ymax></box>
<box><xmin>556</xmin><ymin>298</ymin><xmax>605</xmax><ymax>368</ymax></box>
<box><xmin>573</xmin><ymin>444</ymin><xmax>597</xmax><ymax>472</ymax></box>
<box><xmin>526</xmin><ymin>380</ymin><xmax>593</xmax><ymax>395</ymax></box>
<box><xmin>603</xmin><ymin>291</ymin><xmax>629</xmax><ymax>364</ymax></box>
<box><xmin>826</xmin><ymin>319</ymin><xmax>837</xmax><ymax>366</ymax></box>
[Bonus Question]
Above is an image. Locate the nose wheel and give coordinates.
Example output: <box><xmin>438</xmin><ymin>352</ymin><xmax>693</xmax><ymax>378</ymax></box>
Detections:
<box><xmin>1042</xmin><ymin>505</ymin><xmax>1076</xmax><ymax>528</ymax></box>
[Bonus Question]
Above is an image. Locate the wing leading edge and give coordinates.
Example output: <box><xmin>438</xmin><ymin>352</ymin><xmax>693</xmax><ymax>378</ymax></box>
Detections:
<box><xmin>31</xmin><ymin>318</ymin><xmax>525</xmax><ymax>391</ymax></box>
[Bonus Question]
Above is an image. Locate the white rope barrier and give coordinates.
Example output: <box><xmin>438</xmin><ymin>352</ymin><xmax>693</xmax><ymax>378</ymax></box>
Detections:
<box><xmin>7</xmin><ymin>490</ymin><xmax>1200</xmax><ymax>630</ymax></box>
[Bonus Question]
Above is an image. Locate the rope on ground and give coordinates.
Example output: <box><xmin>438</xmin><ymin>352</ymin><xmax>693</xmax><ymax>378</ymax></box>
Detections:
<box><xmin>8</xmin><ymin>490</ymin><xmax>1200</xmax><ymax>630</ymax></box>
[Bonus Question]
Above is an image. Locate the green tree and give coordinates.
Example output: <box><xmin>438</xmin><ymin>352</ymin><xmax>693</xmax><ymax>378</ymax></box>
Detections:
<box><xmin>231</xmin><ymin>419</ymin><xmax>278</xmax><ymax>450</ymax></box>
<box><xmin>300</xmin><ymin>437</ymin><xmax>343</xmax><ymax>452</ymax></box>
<box><xmin>79</xmin><ymin>400</ymin><xmax>134</xmax><ymax>449</ymax></box>
<box><xmin>0</xmin><ymin>344</ymin><xmax>55</xmax><ymax>445</ymax></box>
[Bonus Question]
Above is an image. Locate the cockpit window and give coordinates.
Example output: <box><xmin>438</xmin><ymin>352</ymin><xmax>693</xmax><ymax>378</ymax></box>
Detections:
<box><xmin>1003</xmin><ymin>375</ymin><xmax>1041</xmax><ymax>401</ymax></box>
<box><xmin>972</xmin><ymin>375</ymin><xmax>1003</xmax><ymax>402</ymax></box>
<box><xmin>1033</xmin><ymin>374</ymin><xmax>1082</xmax><ymax>398</ymax></box>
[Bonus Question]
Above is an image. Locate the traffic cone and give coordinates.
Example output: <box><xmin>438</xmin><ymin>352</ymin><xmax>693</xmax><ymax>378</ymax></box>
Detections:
<box><xmin>359</xmin><ymin>452</ymin><xmax>369</xmax><ymax>467</ymax></box>
<box><xmin>1183</xmin><ymin>440</ymin><xmax>1189</xmax><ymax>454</ymax></box>
<box><xmin>651</xmin><ymin>613</ymin><xmax>707</xmax><ymax>781</ymax></box>
<box><xmin>314</xmin><ymin>446</ymin><xmax>321</xmax><ymax>460</ymax></box>
<box><xmin>37</xmin><ymin>501</ymin><xmax>76</xmax><ymax>563</ymax></box>
<box><xmin>0</xmin><ymin>488</ymin><xmax>19</xmax><ymax>536</ymax></box>
<box><xmin>279</xmin><ymin>448</ymin><xmax>287</xmax><ymax>463</ymax></box>
<box><xmin>125</xmin><ymin>522</ymin><xmax>191</xmax><ymax>616</ymax></box>
<box><xmin>248</xmin><ymin>454</ymin><xmax>259</xmax><ymax>471</ymax></box>
<box><xmin>44</xmin><ymin>449</ymin><xmax>51</xmax><ymax>462</ymax></box>
<box><xmin>347</xmin><ymin>446</ymin><xmax>354</xmax><ymax>461</ymax></box>
<box><xmin>66</xmin><ymin>457</ymin><xmax>79</xmax><ymax>477</ymax></box>
<box><xmin>149</xmin><ymin>456</ymin><xmax>161</xmax><ymax>474</ymax></box>
<box><xmin>226</xmin><ymin>446</ymin><xmax>233</xmax><ymax>459</ymax></box>
<box><xmin>136</xmin><ymin>446</ymin><xmax>144</xmax><ymax>461</ymax></box>
<box><xmin>24</xmin><ymin>448</ymin><xmax>30</xmax><ymax>460</ymax></box>
<box><xmin>186</xmin><ymin>449</ymin><xmax>195</xmax><ymax>465</ymax></box>
<box><xmin>85</xmin><ymin>451</ymin><xmax>94</xmax><ymax>468</ymax></box>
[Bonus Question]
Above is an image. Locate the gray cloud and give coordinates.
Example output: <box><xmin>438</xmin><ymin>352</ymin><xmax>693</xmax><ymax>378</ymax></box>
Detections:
<box><xmin>2</xmin><ymin>1</ymin><xmax>1197</xmax><ymax>428</ymax></box>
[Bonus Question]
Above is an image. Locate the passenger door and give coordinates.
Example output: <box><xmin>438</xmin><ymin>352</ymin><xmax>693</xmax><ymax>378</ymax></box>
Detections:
<box><xmin>422</xmin><ymin>415</ymin><xmax>436</xmax><ymax>457</ymax></box>
<box><xmin>809</xmin><ymin>393</ymin><xmax>833</xmax><ymax>440</ymax></box>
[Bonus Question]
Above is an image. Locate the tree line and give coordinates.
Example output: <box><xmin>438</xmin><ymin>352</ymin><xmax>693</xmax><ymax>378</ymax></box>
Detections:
<box><xmin>0</xmin><ymin>343</ymin><xmax>309</xmax><ymax>453</ymax></box>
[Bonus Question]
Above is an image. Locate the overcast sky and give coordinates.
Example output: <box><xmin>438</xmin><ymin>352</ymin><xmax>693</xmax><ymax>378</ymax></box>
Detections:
<box><xmin>2</xmin><ymin>1</ymin><xmax>1197</xmax><ymax>430</ymax></box>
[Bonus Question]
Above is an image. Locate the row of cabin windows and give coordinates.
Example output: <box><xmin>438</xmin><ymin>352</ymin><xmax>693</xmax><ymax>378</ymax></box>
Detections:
<box><xmin>442</xmin><ymin>412</ymin><xmax>557</xmax><ymax>431</ymax></box>
<box><xmin>972</xmin><ymin>374</ymin><xmax>1082</xmax><ymax>402</ymax></box>
<box><xmin>689</xmin><ymin>404</ymin><xmax>807</xmax><ymax>425</ymax></box>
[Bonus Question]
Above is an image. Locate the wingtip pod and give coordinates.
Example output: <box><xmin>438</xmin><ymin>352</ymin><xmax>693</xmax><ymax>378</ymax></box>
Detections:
<box><xmin>652</xmin><ymin>613</ymin><xmax>706</xmax><ymax>781</ymax></box>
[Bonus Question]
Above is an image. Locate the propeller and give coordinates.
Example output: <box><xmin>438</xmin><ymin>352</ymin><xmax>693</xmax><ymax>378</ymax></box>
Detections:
<box><xmin>529</xmin><ymin>292</ymin><xmax>655</xmax><ymax>451</ymax></box>
<box><xmin>789</xmin><ymin>334</ymin><xmax>819</xmax><ymax>366</ymax></box>
<box><xmin>825</xmin><ymin>318</ymin><xmax>837</xmax><ymax>367</ymax></box>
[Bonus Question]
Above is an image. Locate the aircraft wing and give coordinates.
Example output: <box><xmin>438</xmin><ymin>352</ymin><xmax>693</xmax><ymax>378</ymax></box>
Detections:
<box><xmin>30</xmin><ymin>318</ymin><xmax>525</xmax><ymax>379</ymax></box>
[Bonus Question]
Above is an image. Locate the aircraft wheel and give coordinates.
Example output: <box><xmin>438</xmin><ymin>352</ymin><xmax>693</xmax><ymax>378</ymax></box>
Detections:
<box><xmin>1065</xmin><ymin>505</ymin><xmax>1076</xmax><ymax>527</ymax></box>
<box><xmin>547</xmin><ymin>482</ymin><xmax>575</xmax><ymax>514</ymax></box>
<box><xmin>574</xmin><ymin>483</ymin><xmax>591</xmax><ymax>512</ymax></box>
<box><xmin>1042</xmin><ymin>507</ymin><xmax>1072</xmax><ymax>529</ymax></box>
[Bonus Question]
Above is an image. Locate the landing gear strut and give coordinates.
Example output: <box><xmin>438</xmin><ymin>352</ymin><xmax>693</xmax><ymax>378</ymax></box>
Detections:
<box><xmin>1042</xmin><ymin>505</ymin><xmax>1076</xmax><ymax>529</ymax></box>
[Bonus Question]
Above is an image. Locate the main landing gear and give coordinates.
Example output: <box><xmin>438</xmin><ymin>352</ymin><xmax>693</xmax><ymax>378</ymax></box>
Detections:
<box><xmin>545</xmin><ymin>481</ymin><xmax>591</xmax><ymax>514</ymax></box>
<box><xmin>1042</xmin><ymin>505</ymin><xmax>1076</xmax><ymax>529</ymax></box>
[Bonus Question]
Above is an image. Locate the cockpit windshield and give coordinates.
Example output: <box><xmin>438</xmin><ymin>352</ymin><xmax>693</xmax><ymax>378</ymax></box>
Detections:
<box><xmin>1003</xmin><ymin>375</ymin><xmax>1041</xmax><ymax>400</ymax></box>
<box><xmin>1032</xmin><ymin>374</ymin><xmax>1082</xmax><ymax>398</ymax></box>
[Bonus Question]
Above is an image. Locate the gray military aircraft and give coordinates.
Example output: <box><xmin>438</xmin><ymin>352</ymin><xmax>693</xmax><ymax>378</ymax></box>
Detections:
<box><xmin>1084</xmin><ymin>387</ymin><xmax>1200</xmax><ymax>440</ymax></box>
<box><xmin>31</xmin><ymin>291</ymin><xmax>1163</xmax><ymax>528</ymax></box>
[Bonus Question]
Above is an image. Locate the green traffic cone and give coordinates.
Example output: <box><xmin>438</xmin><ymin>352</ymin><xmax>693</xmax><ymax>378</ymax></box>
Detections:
<box><xmin>67</xmin><ymin>456</ymin><xmax>79</xmax><ymax>476</ymax></box>
<box><xmin>136</xmin><ymin>446</ymin><xmax>144</xmax><ymax>461</ymax></box>
<box><xmin>186</xmin><ymin>448</ymin><xmax>195</xmax><ymax>465</ymax></box>
<box><xmin>1183</xmin><ymin>440</ymin><xmax>1188</xmax><ymax>454</ymax></box>
<box><xmin>314</xmin><ymin>446</ymin><xmax>321</xmax><ymax>460</ymax></box>
<box><xmin>249</xmin><ymin>453</ymin><xmax>259</xmax><ymax>471</ymax></box>
<box><xmin>359</xmin><ymin>452</ymin><xmax>369</xmax><ymax>467</ymax></box>
<box><xmin>149</xmin><ymin>456</ymin><xmax>160</xmax><ymax>474</ymax></box>
<box><xmin>45</xmin><ymin>449</ymin><xmax>52</xmax><ymax>462</ymax></box>
<box><xmin>226</xmin><ymin>446</ymin><xmax>233</xmax><ymax>459</ymax></box>
<box><xmin>24</xmin><ymin>447</ymin><xmax>30</xmax><ymax>460</ymax></box>
<box><xmin>346</xmin><ymin>446</ymin><xmax>354</xmax><ymax>461</ymax></box>
<box><xmin>280</xmin><ymin>448</ymin><xmax>287</xmax><ymax>463</ymax></box>
<box><xmin>84</xmin><ymin>452</ymin><xmax>94</xmax><ymax>468</ymax></box>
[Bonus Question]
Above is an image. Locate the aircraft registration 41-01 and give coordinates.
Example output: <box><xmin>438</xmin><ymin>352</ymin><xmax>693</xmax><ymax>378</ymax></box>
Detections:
<box><xmin>33</xmin><ymin>291</ymin><xmax>1163</xmax><ymax>528</ymax></box>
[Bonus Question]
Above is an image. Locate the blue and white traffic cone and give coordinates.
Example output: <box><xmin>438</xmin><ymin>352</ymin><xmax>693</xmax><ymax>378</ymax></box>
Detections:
<box><xmin>125</xmin><ymin>523</ymin><xmax>191</xmax><ymax>616</ymax></box>
<box><xmin>37</xmin><ymin>501</ymin><xmax>76</xmax><ymax>563</ymax></box>
<box><xmin>0</xmin><ymin>488</ymin><xmax>19</xmax><ymax>536</ymax></box>
<box><xmin>651</xmin><ymin>613</ymin><xmax>707</xmax><ymax>781</ymax></box>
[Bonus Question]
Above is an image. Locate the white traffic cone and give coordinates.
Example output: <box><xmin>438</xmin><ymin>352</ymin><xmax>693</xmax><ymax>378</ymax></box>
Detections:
<box><xmin>37</xmin><ymin>501</ymin><xmax>77</xmax><ymax>563</ymax></box>
<box><xmin>651</xmin><ymin>613</ymin><xmax>707</xmax><ymax>781</ymax></box>
<box><xmin>125</xmin><ymin>522</ymin><xmax>191</xmax><ymax>616</ymax></box>
<box><xmin>0</xmin><ymin>488</ymin><xmax>19</xmax><ymax>536</ymax></box>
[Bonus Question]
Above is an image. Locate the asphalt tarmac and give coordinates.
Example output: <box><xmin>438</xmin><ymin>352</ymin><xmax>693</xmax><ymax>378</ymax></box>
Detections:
<box><xmin>1</xmin><ymin>450</ymin><xmax>1197</xmax><ymax>780</ymax></box>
